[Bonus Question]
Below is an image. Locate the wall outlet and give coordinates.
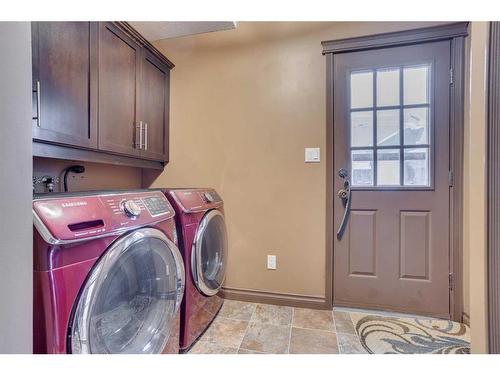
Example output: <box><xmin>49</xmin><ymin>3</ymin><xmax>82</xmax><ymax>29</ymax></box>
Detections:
<box><xmin>305</xmin><ymin>147</ymin><xmax>320</xmax><ymax>163</ymax></box>
<box><xmin>267</xmin><ymin>255</ymin><xmax>277</xmax><ymax>270</ymax></box>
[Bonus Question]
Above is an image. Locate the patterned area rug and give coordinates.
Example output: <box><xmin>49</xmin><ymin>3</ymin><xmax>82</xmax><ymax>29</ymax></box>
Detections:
<box><xmin>350</xmin><ymin>313</ymin><xmax>470</xmax><ymax>354</ymax></box>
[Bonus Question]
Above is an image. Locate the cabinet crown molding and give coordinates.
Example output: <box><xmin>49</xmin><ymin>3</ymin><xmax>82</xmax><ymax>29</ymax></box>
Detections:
<box><xmin>115</xmin><ymin>22</ymin><xmax>175</xmax><ymax>69</ymax></box>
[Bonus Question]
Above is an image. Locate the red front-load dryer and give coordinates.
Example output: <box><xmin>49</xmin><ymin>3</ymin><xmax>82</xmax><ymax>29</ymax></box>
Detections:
<box><xmin>33</xmin><ymin>190</ymin><xmax>185</xmax><ymax>354</ymax></box>
<box><xmin>163</xmin><ymin>188</ymin><xmax>228</xmax><ymax>352</ymax></box>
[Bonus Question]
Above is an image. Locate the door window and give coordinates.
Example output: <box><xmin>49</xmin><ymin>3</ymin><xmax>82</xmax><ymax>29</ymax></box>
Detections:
<box><xmin>349</xmin><ymin>65</ymin><xmax>431</xmax><ymax>187</ymax></box>
<box><xmin>70</xmin><ymin>229</ymin><xmax>184</xmax><ymax>354</ymax></box>
<box><xmin>193</xmin><ymin>210</ymin><xmax>227</xmax><ymax>295</ymax></box>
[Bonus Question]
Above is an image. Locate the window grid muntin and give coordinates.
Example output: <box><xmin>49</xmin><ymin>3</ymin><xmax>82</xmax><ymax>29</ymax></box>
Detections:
<box><xmin>349</xmin><ymin>64</ymin><xmax>431</xmax><ymax>188</ymax></box>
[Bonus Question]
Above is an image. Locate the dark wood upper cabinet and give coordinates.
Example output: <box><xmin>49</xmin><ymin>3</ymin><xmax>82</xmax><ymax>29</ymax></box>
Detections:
<box><xmin>32</xmin><ymin>22</ymin><xmax>97</xmax><ymax>148</ymax></box>
<box><xmin>98</xmin><ymin>23</ymin><xmax>141</xmax><ymax>157</ymax></box>
<box><xmin>139</xmin><ymin>51</ymin><xmax>170</xmax><ymax>161</ymax></box>
<box><xmin>31</xmin><ymin>22</ymin><xmax>174</xmax><ymax>169</ymax></box>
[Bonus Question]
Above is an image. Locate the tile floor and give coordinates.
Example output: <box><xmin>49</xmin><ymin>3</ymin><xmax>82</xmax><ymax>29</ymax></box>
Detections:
<box><xmin>188</xmin><ymin>300</ymin><xmax>366</xmax><ymax>354</ymax></box>
<box><xmin>188</xmin><ymin>300</ymin><xmax>471</xmax><ymax>354</ymax></box>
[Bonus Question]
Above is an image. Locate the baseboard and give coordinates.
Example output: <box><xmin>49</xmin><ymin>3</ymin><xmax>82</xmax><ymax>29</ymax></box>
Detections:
<box><xmin>218</xmin><ymin>286</ymin><xmax>329</xmax><ymax>310</ymax></box>
<box><xmin>462</xmin><ymin>312</ymin><xmax>470</xmax><ymax>326</ymax></box>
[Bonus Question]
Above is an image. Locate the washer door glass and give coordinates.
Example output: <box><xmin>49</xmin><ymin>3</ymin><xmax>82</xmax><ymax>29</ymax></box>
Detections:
<box><xmin>193</xmin><ymin>210</ymin><xmax>228</xmax><ymax>296</ymax></box>
<box><xmin>70</xmin><ymin>228</ymin><xmax>184</xmax><ymax>354</ymax></box>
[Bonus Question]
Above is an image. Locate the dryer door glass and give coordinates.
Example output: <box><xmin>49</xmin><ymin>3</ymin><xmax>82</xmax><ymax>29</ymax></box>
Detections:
<box><xmin>193</xmin><ymin>210</ymin><xmax>228</xmax><ymax>296</ymax></box>
<box><xmin>70</xmin><ymin>228</ymin><xmax>185</xmax><ymax>354</ymax></box>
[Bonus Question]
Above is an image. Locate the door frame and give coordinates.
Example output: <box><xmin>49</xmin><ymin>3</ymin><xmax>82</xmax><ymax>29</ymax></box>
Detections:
<box><xmin>322</xmin><ymin>22</ymin><xmax>469</xmax><ymax>321</ymax></box>
<box><xmin>487</xmin><ymin>21</ymin><xmax>500</xmax><ymax>353</ymax></box>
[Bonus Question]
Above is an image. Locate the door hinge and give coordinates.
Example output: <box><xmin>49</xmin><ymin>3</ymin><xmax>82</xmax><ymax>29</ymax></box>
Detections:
<box><xmin>448</xmin><ymin>170</ymin><xmax>454</xmax><ymax>187</ymax></box>
<box><xmin>449</xmin><ymin>273</ymin><xmax>454</xmax><ymax>291</ymax></box>
<box><xmin>450</xmin><ymin>68</ymin><xmax>454</xmax><ymax>85</ymax></box>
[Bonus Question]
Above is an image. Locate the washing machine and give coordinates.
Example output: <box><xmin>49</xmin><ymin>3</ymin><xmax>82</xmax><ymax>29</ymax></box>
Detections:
<box><xmin>33</xmin><ymin>190</ymin><xmax>185</xmax><ymax>354</ymax></box>
<box><xmin>163</xmin><ymin>188</ymin><xmax>228</xmax><ymax>352</ymax></box>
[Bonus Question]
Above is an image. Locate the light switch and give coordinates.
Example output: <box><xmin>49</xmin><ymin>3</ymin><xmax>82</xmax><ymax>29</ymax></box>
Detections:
<box><xmin>267</xmin><ymin>255</ymin><xmax>277</xmax><ymax>270</ymax></box>
<box><xmin>305</xmin><ymin>147</ymin><xmax>320</xmax><ymax>163</ymax></box>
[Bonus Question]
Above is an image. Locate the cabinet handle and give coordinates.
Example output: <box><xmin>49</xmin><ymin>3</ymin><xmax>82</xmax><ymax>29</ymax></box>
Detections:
<box><xmin>36</xmin><ymin>80</ymin><xmax>41</xmax><ymax>127</ymax></box>
<box><xmin>135</xmin><ymin>121</ymin><xmax>143</xmax><ymax>149</ymax></box>
<box><xmin>144</xmin><ymin>122</ymin><xmax>148</xmax><ymax>151</ymax></box>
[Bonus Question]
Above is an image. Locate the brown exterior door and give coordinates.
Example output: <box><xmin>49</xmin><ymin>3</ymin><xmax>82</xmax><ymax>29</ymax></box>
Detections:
<box><xmin>333</xmin><ymin>41</ymin><xmax>451</xmax><ymax>318</ymax></box>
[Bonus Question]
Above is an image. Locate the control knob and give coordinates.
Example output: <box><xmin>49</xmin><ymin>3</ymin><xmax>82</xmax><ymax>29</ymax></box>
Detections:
<box><xmin>122</xmin><ymin>200</ymin><xmax>141</xmax><ymax>217</ymax></box>
<box><xmin>203</xmin><ymin>192</ymin><xmax>214</xmax><ymax>203</ymax></box>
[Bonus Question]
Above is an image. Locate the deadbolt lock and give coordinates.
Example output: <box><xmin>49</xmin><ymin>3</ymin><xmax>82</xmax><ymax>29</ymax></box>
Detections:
<box><xmin>337</xmin><ymin>189</ymin><xmax>348</xmax><ymax>200</ymax></box>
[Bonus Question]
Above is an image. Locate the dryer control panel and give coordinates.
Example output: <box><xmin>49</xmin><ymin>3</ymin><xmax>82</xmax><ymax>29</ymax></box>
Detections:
<box><xmin>169</xmin><ymin>188</ymin><xmax>223</xmax><ymax>213</ymax></box>
<box><xmin>33</xmin><ymin>190</ymin><xmax>175</xmax><ymax>243</ymax></box>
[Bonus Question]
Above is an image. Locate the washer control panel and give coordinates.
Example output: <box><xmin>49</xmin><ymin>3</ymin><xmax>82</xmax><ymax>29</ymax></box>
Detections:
<box><xmin>142</xmin><ymin>196</ymin><xmax>171</xmax><ymax>217</ymax></box>
<box><xmin>33</xmin><ymin>190</ymin><xmax>175</xmax><ymax>242</ymax></box>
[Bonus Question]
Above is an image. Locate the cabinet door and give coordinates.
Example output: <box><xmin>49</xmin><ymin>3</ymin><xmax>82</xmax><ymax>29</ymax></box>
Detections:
<box><xmin>32</xmin><ymin>22</ymin><xmax>97</xmax><ymax>148</ymax></box>
<box><xmin>98</xmin><ymin>22</ymin><xmax>141</xmax><ymax>157</ymax></box>
<box><xmin>139</xmin><ymin>51</ymin><xmax>170</xmax><ymax>161</ymax></box>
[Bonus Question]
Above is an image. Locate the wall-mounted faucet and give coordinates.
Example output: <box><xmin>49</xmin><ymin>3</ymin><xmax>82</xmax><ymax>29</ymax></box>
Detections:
<box><xmin>33</xmin><ymin>175</ymin><xmax>60</xmax><ymax>193</ymax></box>
<box><xmin>41</xmin><ymin>176</ymin><xmax>57</xmax><ymax>193</ymax></box>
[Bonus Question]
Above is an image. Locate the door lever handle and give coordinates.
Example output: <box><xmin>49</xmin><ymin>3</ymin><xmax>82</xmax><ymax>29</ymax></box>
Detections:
<box><xmin>336</xmin><ymin>168</ymin><xmax>351</xmax><ymax>241</ymax></box>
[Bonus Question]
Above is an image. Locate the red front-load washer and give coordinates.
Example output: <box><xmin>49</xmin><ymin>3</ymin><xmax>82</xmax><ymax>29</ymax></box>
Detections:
<box><xmin>163</xmin><ymin>188</ymin><xmax>228</xmax><ymax>352</ymax></box>
<box><xmin>33</xmin><ymin>190</ymin><xmax>185</xmax><ymax>354</ymax></box>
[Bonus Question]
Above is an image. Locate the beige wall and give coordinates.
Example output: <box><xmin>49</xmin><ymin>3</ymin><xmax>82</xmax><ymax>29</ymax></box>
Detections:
<box><xmin>464</xmin><ymin>22</ymin><xmax>489</xmax><ymax>353</ymax></box>
<box><xmin>33</xmin><ymin>157</ymin><xmax>142</xmax><ymax>194</ymax></box>
<box><xmin>149</xmin><ymin>22</ymin><xmax>443</xmax><ymax>300</ymax></box>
